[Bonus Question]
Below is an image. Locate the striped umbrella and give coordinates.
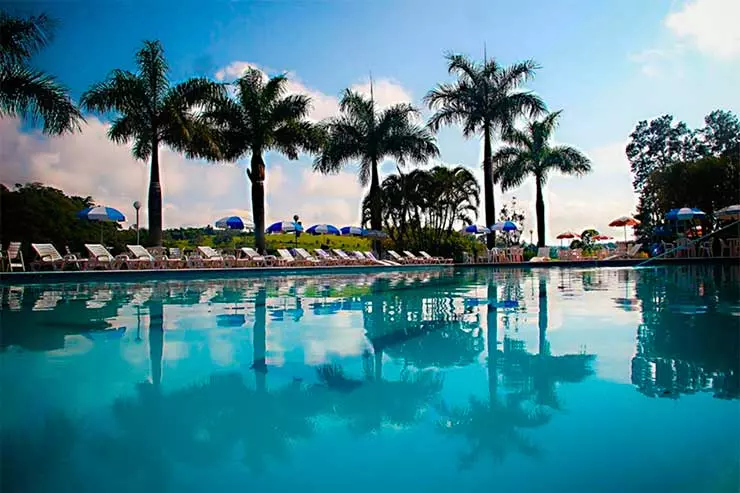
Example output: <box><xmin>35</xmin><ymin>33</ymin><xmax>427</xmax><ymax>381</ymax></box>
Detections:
<box><xmin>77</xmin><ymin>206</ymin><xmax>126</xmax><ymax>242</ymax></box>
<box><xmin>215</xmin><ymin>216</ymin><xmax>254</xmax><ymax>230</ymax></box>
<box><xmin>665</xmin><ymin>207</ymin><xmax>706</xmax><ymax>221</ymax></box>
<box><xmin>340</xmin><ymin>226</ymin><xmax>365</xmax><ymax>236</ymax></box>
<box><xmin>266</xmin><ymin>221</ymin><xmax>303</xmax><ymax>234</ymax></box>
<box><xmin>463</xmin><ymin>225</ymin><xmax>491</xmax><ymax>235</ymax></box>
<box><xmin>609</xmin><ymin>216</ymin><xmax>641</xmax><ymax>243</ymax></box>
<box><xmin>490</xmin><ymin>221</ymin><xmax>520</xmax><ymax>232</ymax></box>
<box><xmin>715</xmin><ymin>204</ymin><xmax>740</xmax><ymax>220</ymax></box>
<box><xmin>556</xmin><ymin>230</ymin><xmax>580</xmax><ymax>247</ymax></box>
<box><xmin>306</xmin><ymin>224</ymin><xmax>341</xmax><ymax>235</ymax></box>
<box><xmin>363</xmin><ymin>229</ymin><xmax>387</xmax><ymax>239</ymax></box>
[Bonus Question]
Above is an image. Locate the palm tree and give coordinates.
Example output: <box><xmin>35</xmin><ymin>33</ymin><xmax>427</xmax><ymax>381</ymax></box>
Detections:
<box><xmin>425</xmin><ymin>53</ymin><xmax>545</xmax><ymax>247</ymax></box>
<box><xmin>493</xmin><ymin>111</ymin><xmax>591</xmax><ymax>247</ymax></box>
<box><xmin>81</xmin><ymin>40</ymin><xmax>224</xmax><ymax>246</ymax></box>
<box><xmin>205</xmin><ymin>68</ymin><xmax>321</xmax><ymax>253</ymax></box>
<box><xmin>315</xmin><ymin>90</ymin><xmax>439</xmax><ymax>234</ymax></box>
<box><xmin>0</xmin><ymin>12</ymin><xmax>82</xmax><ymax>134</ymax></box>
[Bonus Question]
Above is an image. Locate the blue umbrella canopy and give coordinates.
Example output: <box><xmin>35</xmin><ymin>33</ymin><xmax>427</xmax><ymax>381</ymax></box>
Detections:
<box><xmin>306</xmin><ymin>224</ymin><xmax>340</xmax><ymax>235</ymax></box>
<box><xmin>340</xmin><ymin>226</ymin><xmax>366</xmax><ymax>236</ymax></box>
<box><xmin>215</xmin><ymin>216</ymin><xmax>254</xmax><ymax>230</ymax></box>
<box><xmin>463</xmin><ymin>224</ymin><xmax>491</xmax><ymax>234</ymax></box>
<box><xmin>665</xmin><ymin>207</ymin><xmax>706</xmax><ymax>221</ymax></box>
<box><xmin>77</xmin><ymin>206</ymin><xmax>125</xmax><ymax>222</ymax></box>
<box><xmin>266</xmin><ymin>221</ymin><xmax>304</xmax><ymax>234</ymax></box>
<box><xmin>490</xmin><ymin>221</ymin><xmax>520</xmax><ymax>232</ymax></box>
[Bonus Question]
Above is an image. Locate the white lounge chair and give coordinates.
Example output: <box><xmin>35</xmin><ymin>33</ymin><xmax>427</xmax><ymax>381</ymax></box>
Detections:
<box><xmin>196</xmin><ymin>246</ymin><xmax>226</xmax><ymax>268</ymax></box>
<box><xmin>239</xmin><ymin>247</ymin><xmax>271</xmax><ymax>267</ymax></box>
<box><xmin>419</xmin><ymin>251</ymin><xmax>453</xmax><ymax>264</ymax></box>
<box><xmin>402</xmin><ymin>251</ymin><xmax>431</xmax><ymax>264</ymax></box>
<box><xmin>295</xmin><ymin>248</ymin><xmax>321</xmax><ymax>265</ymax></box>
<box><xmin>5</xmin><ymin>242</ymin><xmax>25</xmax><ymax>271</ymax></box>
<box><xmin>277</xmin><ymin>249</ymin><xmax>297</xmax><ymax>265</ymax></box>
<box><xmin>314</xmin><ymin>249</ymin><xmax>341</xmax><ymax>264</ymax></box>
<box><xmin>31</xmin><ymin>243</ymin><xmax>66</xmax><ymax>271</ymax></box>
<box><xmin>126</xmin><ymin>245</ymin><xmax>156</xmax><ymax>269</ymax></box>
<box><xmin>332</xmin><ymin>249</ymin><xmax>361</xmax><ymax>265</ymax></box>
<box><xmin>604</xmin><ymin>243</ymin><xmax>642</xmax><ymax>260</ymax></box>
<box><xmin>530</xmin><ymin>247</ymin><xmax>552</xmax><ymax>262</ymax></box>
<box><xmin>387</xmin><ymin>250</ymin><xmax>412</xmax><ymax>264</ymax></box>
<box><xmin>352</xmin><ymin>251</ymin><xmax>378</xmax><ymax>265</ymax></box>
<box><xmin>365</xmin><ymin>251</ymin><xmax>399</xmax><ymax>266</ymax></box>
<box><xmin>85</xmin><ymin>244</ymin><xmax>118</xmax><ymax>270</ymax></box>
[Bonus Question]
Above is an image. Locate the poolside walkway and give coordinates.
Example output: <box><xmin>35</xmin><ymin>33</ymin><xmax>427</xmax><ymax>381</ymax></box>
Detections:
<box><xmin>0</xmin><ymin>256</ymin><xmax>735</xmax><ymax>285</ymax></box>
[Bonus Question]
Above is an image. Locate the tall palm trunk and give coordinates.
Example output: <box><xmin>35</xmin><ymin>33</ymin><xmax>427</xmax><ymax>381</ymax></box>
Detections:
<box><xmin>253</xmin><ymin>287</ymin><xmax>267</xmax><ymax>393</ymax></box>
<box><xmin>249</xmin><ymin>152</ymin><xmax>267</xmax><ymax>254</ymax></box>
<box><xmin>370</xmin><ymin>157</ymin><xmax>382</xmax><ymax>231</ymax></box>
<box><xmin>538</xmin><ymin>275</ymin><xmax>549</xmax><ymax>356</ymax></box>
<box><xmin>535</xmin><ymin>175</ymin><xmax>546</xmax><ymax>248</ymax></box>
<box><xmin>149</xmin><ymin>300</ymin><xmax>164</xmax><ymax>390</ymax></box>
<box><xmin>483</xmin><ymin>125</ymin><xmax>495</xmax><ymax>248</ymax></box>
<box><xmin>148</xmin><ymin>137</ymin><xmax>163</xmax><ymax>246</ymax></box>
<box><xmin>486</xmin><ymin>281</ymin><xmax>498</xmax><ymax>402</ymax></box>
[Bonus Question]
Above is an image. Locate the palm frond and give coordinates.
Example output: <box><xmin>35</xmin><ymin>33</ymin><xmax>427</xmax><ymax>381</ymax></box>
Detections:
<box><xmin>314</xmin><ymin>118</ymin><xmax>366</xmax><ymax>174</ymax></box>
<box><xmin>0</xmin><ymin>66</ymin><xmax>83</xmax><ymax>135</ymax></box>
<box><xmin>261</xmin><ymin>73</ymin><xmax>288</xmax><ymax>106</ymax></box>
<box><xmin>545</xmin><ymin>145</ymin><xmax>592</xmax><ymax>176</ymax></box>
<box><xmin>163</xmin><ymin>77</ymin><xmax>226</xmax><ymax>110</ymax></box>
<box><xmin>136</xmin><ymin>40</ymin><xmax>169</xmax><ymax>110</ymax></box>
<box><xmin>0</xmin><ymin>12</ymin><xmax>54</xmax><ymax>68</ymax></box>
<box><xmin>493</xmin><ymin>148</ymin><xmax>530</xmax><ymax>190</ymax></box>
<box><xmin>445</xmin><ymin>53</ymin><xmax>481</xmax><ymax>84</ymax></box>
<box><xmin>271</xmin><ymin>119</ymin><xmax>321</xmax><ymax>159</ymax></box>
<box><xmin>81</xmin><ymin>69</ymin><xmax>148</xmax><ymax>115</ymax></box>
<box><xmin>269</xmin><ymin>94</ymin><xmax>312</xmax><ymax>125</ymax></box>
<box><xmin>338</xmin><ymin>89</ymin><xmax>374</xmax><ymax>124</ymax></box>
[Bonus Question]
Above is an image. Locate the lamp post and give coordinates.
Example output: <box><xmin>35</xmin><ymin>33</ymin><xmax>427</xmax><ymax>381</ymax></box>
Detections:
<box><xmin>293</xmin><ymin>214</ymin><xmax>300</xmax><ymax>247</ymax></box>
<box><xmin>133</xmin><ymin>201</ymin><xmax>141</xmax><ymax>244</ymax></box>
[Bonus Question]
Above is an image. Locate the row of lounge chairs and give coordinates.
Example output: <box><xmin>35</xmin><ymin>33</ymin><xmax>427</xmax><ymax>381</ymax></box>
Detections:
<box><xmin>6</xmin><ymin>243</ymin><xmax>452</xmax><ymax>271</ymax></box>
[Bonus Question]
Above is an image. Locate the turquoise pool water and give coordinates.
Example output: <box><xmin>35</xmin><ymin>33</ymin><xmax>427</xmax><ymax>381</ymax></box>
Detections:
<box><xmin>1</xmin><ymin>265</ymin><xmax>739</xmax><ymax>492</ymax></box>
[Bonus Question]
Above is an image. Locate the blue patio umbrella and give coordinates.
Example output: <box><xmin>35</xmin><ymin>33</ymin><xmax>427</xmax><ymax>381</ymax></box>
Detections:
<box><xmin>215</xmin><ymin>216</ymin><xmax>254</xmax><ymax>231</ymax></box>
<box><xmin>490</xmin><ymin>221</ymin><xmax>520</xmax><ymax>232</ymax></box>
<box><xmin>266</xmin><ymin>221</ymin><xmax>304</xmax><ymax>234</ymax></box>
<box><xmin>78</xmin><ymin>205</ymin><xmax>126</xmax><ymax>242</ymax></box>
<box><xmin>665</xmin><ymin>207</ymin><xmax>706</xmax><ymax>221</ymax></box>
<box><xmin>463</xmin><ymin>225</ymin><xmax>491</xmax><ymax>235</ymax></box>
<box><xmin>306</xmin><ymin>224</ymin><xmax>341</xmax><ymax>235</ymax></box>
<box><xmin>341</xmin><ymin>226</ymin><xmax>366</xmax><ymax>236</ymax></box>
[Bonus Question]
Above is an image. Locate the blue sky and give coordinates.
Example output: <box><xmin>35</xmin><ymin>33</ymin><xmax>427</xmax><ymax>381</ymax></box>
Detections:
<box><xmin>2</xmin><ymin>0</ymin><xmax>738</xmax><ymax>242</ymax></box>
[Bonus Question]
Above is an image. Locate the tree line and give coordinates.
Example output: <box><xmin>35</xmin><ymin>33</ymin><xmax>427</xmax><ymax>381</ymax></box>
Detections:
<box><xmin>1</xmin><ymin>11</ymin><xmax>594</xmax><ymax>252</ymax></box>
<box><xmin>626</xmin><ymin>110</ymin><xmax>740</xmax><ymax>242</ymax></box>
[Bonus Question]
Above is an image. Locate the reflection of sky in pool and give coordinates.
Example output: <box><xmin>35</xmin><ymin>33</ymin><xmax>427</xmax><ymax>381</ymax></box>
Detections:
<box><xmin>1</xmin><ymin>265</ymin><xmax>739</xmax><ymax>492</ymax></box>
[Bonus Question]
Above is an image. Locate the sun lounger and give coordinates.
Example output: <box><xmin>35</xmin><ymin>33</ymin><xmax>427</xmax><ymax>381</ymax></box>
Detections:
<box><xmin>332</xmin><ymin>249</ymin><xmax>361</xmax><ymax>265</ymax></box>
<box><xmin>352</xmin><ymin>251</ymin><xmax>378</xmax><ymax>265</ymax></box>
<box><xmin>365</xmin><ymin>251</ymin><xmax>399</xmax><ymax>266</ymax></box>
<box><xmin>530</xmin><ymin>247</ymin><xmax>552</xmax><ymax>262</ymax></box>
<box><xmin>387</xmin><ymin>250</ymin><xmax>413</xmax><ymax>264</ymax></box>
<box><xmin>419</xmin><ymin>251</ymin><xmax>453</xmax><ymax>264</ymax></box>
<box><xmin>126</xmin><ymin>245</ymin><xmax>156</xmax><ymax>269</ymax></box>
<box><xmin>239</xmin><ymin>247</ymin><xmax>271</xmax><ymax>267</ymax></box>
<box><xmin>277</xmin><ymin>249</ymin><xmax>297</xmax><ymax>265</ymax></box>
<box><xmin>314</xmin><ymin>249</ymin><xmax>342</xmax><ymax>264</ymax></box>
<box><xmin>402</xmin><ymin>251</ymin><xmax>431</xmax><ymax>264</ymax></box>
<box><xmin>85</xmin><ymin>244</ymin><xmax>118</xmax><ymax>270</ymax></box>
<box><xmin>5</xmin><ymin>242</ymin><xmax>25</xmax><ymax>271</ymax></box>
<box><xmin>604</xmin><ymin>243</ymin><xmax>642</xmax><ymax>260</ymax></box>
<box><xmin>295</xmin><ymin>248</ymin><xmax>321</xmax><ymax>265</ymax></box>
<box><xmin>197</xmin><ymin>246</ymin><xmax>226</xmax><ymax>267</ymax></box>
<box><xmin>31</xmin><ymin>243</ymin><xmax>69</xmax><ymax>271</ymax></box>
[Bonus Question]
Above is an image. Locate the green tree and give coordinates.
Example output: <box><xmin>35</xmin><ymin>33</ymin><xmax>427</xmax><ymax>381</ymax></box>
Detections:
<box><xmin>700</xmin><ymin>110</ymin><xmax>740</xmax><ymax>158</ymax></box>
<box><xmin>493</xmin><ymin>111</ymin><xmax>591</xmax><ymax>247</ymax></box>
<box><xmin>81</xmin><ymin>40</ymin><xmax>223</xmax><ymax>246</ymax></box>
<box><xmin>0</xmin><ymin>11</ymin><xmax>82</xmax><ymax>134</ymax></box>
<box><xmin>361</xmin><ymin>165</ymin><xmax>480</xmax><ymax>256</ymax></box>
<box><xmin>315</xmin><ymin>90</ymin><xmax>438</xmax><ymax>234</ymax></box>
<box><xmin>425</xmin><ymin>53</ymin><xmax>545</xmax><ymax>247</ymax></box>
<box><xmin>205</xmin><ymin>68</ymin><xmax>321</xmax><ymax>253</ymax></box>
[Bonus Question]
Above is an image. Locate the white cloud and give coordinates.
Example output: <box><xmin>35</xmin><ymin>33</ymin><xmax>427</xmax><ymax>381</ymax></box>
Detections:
<box><xmin>665</xmin><ymin>0</ymin><xmax>740</xmax><ymax>60</ymax></box>
<box><xmin>628</xmin><ymin>47</ymin><xmax>684</xmax><ymax>78</ymax></box>
<box><xmin>349</xmin><ymin>78</ymin><xmax>414</xmax><ymax>109</ymax></box>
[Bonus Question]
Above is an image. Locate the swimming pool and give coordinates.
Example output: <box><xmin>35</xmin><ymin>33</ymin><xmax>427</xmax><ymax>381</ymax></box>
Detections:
<box><xmin>1</xmin><ymin>265</ymin><xmax>738</xmax><ymax>492</ymax></box>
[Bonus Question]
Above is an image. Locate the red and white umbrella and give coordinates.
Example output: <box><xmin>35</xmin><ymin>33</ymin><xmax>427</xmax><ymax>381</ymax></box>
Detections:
<box><xmin>556</xmin><ymin>231</ymin><xmax>580</xmax><ymax>247</ymax></box>
<box><xmin>609</xmin><ymin>216</ymin><xmax>640</xmax><ymax>243</ymax></box>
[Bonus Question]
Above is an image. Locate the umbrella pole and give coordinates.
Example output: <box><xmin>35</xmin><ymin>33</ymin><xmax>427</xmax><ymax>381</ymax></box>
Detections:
<box><xmin>623</xmin><ymin>225</ymin><xmax>627</xmax><ymax>243</ymax></box>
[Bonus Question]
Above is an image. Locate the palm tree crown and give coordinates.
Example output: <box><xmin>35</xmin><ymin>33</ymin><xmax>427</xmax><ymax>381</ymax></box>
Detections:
<box><xmin>204</xmin><ymin>67</ymin><xmax>321</xmax><ymax>253</ymax></box>
<box><xmin>81</xmin><ymin>40</ymin><xmax>224</xmax><ymax>246</ymax></box>
<box><xmin>315</xmin><ymin>89</ymin><xmax>438</xmax><ymax>233</ymax></box>
<box><xmin>493</xmin><ymin>111</ymin><xmax>592</xmax><ymax>247</ymax></box>
<box><xmin>0</xmin><ymin>11</ymin><xmax>82</xmax><ymax>135</ymax></box>
<box><xmin>425</xmin><ymin>53</ymin><xmax>545</xmax><ymax>247</ymax></box>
